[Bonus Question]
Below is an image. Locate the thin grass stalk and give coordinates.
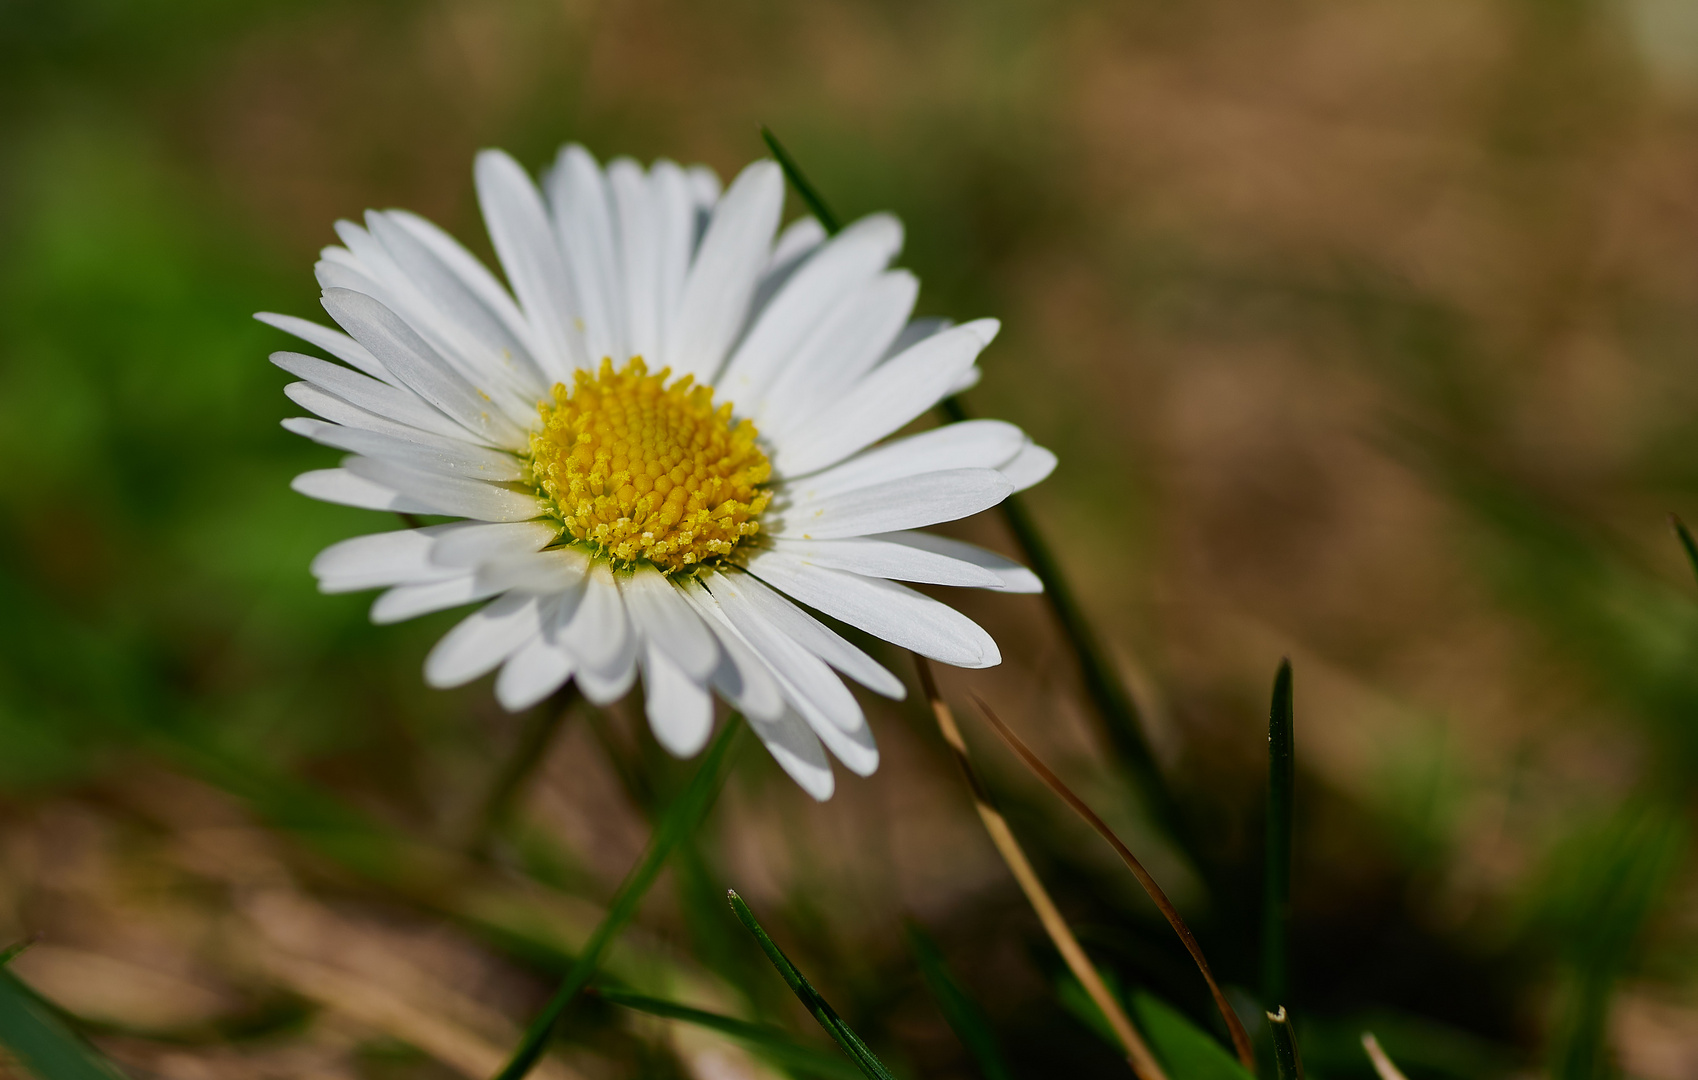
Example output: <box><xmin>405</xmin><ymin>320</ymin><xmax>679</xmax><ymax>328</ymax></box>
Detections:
<box><xmin>970</xmin><ymin>694</ymin><xmax>1255</xmax><ymax>1073</ymax></box>
<box><xmin>1360</xmin><ymin>1033</ymin><xmax>1410</xmax><ymax>1080</ymax></box>
<box><xmin>468</xmin><ymin>685</ymin><xmax>579</xmax><ymax>855</ymax></box>
<box><xmin>1263</xmin><ymin>660</ymin><xmax>1296</xmax><ymax>1010</ymax></box>
<box><xmin>728</xmin><ymin>891</ymin><xmax>897</xmax><ymax>1080</ymax></box>
<box><xmin>915</xmin><ymin>657</ymin><xmax>1168</xmax><ymax>1080</ymax></box>
<box><xmin>758</xmin><ymin>125</ymin><xmax>1184</xmax><ymax>841</ymax></box>
<box><xmin>589</xmin><ymin>987</ymin><xmax>865</xmax><ymax>1080</ymax></box>
<box><xmin>1267</xmin><ymin>1008</ymin><xmax>1303</xmax><ymax>1080</ymax></box>
<box><xmin>492</xmin><ymin>716</ymin><xmax>743</xmax><ymax>1080</ymax></box>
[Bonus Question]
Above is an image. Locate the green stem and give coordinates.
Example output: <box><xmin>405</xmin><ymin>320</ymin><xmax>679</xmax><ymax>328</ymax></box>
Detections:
<box><xmin>761</xmin><ymin>126</ymin><xmax>842</xmax><ymax>234</ymax></box>
<box><xmin>1263</xmin><ymin>660</ymin><xmax>1295</xmax><ymax>1010</ymax></box>
<box><xmin>491</xmin><ymin>716</ymin><xmax>743</xmax><ymax>1080</ymax></box>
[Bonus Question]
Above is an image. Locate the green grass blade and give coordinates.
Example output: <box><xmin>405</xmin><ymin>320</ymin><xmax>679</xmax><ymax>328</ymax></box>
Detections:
<box><xmin>904</xmin><ymin>922</ymin><xmax>1015</xmax><ymax>1080</ymax></box>
<box><xmin>1268</xmin><ymin>1007</ymin><xmax>1304</xmax><ymax>1080</ymax></box>
<box><xmin>0</xmin><ymin>969</ymin><xmax>129</xmax><ymax>1080</ymax></box>
<box><xmin>492</xmin><ymin>716</ymin><xmax>744</xmax><ymax>1080</ymax></box>
<box><xmin>760</xmin><ymin>126</ymin><xmax>841</xmax><ymax>234</ymax></box>
<box><xmin>1130</xmin><ymin>993</ymin><xmax>1253</xmax><ymax>1080</ymax></box>
<box><xmin>593</xmin><ymin>987</ymin><xmax>865</xmax><ymax>1080</ymax></box>
<box><xmin>728</xmin><ymin>890</ymin><xmax>898</xmax><ymax>1080</ymax></box>
<box><xmin>1264</xmin><ymin>659</ymin><xmax>1296</xmax><ymax>1009</ymax></box>
<box><xmin>1670</xmin><ymin>513</ymin><xmax>1698</xmax><ymax>587</ymax></box>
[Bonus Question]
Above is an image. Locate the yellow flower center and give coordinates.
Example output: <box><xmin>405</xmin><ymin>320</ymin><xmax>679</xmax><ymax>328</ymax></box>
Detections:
<box><xmin>528</xmin><ymin>358</ymin><xmax>771</xmax><ymax>574</ymax></box>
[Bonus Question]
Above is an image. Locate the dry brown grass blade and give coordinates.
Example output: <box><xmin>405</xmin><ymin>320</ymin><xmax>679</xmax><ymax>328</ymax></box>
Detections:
<box><xmin>1360</xmin><ymin>1033</ymin><xmax>1409</xmax><ymax>1080</ymax></box>
<box><xmin>971</xmin><ymin>694</ymin><xmax>1257</xmax><ymax>1074</ymax></box>
<box><xmin>915</xmin><ymin>658</ymin><xmax>1169</xmax><ymax>1080</ymax></box>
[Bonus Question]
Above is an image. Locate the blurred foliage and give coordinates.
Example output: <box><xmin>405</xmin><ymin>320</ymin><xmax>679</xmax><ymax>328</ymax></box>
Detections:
<box><xmin>1</xmin><ymin>0</ymin><xmax>1696</xmax><ymax>1078</ymax></box>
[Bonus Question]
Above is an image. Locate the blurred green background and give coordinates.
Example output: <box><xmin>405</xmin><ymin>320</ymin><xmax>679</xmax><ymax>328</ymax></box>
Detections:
<box><xmin>2</xmin><ymin>0</ymin><xmax>1697</xmax><ymax>1077</ymax></box>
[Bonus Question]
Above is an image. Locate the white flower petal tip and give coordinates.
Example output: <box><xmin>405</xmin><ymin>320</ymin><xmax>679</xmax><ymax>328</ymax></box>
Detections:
<box><xmin>271</xmin><ymin>142</ymin><xmax>1042</xmax><ymax>797</ymax></box>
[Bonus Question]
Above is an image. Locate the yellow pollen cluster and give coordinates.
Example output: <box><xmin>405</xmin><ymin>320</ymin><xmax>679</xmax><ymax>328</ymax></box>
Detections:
<box><xmin>528</xmin><ymin>358</ymin><xmax>771</xmax><ymax>574</ymax></box>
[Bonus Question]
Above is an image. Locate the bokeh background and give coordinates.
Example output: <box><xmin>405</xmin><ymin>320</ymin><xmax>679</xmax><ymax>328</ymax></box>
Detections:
<box><xmin>3</xmin><ymin>0</ymin><xmax>1698</xmax><ymax>1077</ymax></box>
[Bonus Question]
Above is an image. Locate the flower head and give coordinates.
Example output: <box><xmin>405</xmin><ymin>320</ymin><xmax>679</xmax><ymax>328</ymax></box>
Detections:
<box><xmin>262</xmin><ymin>145</ymin><xmax>1054</xmax><ymax>799</ymax></box>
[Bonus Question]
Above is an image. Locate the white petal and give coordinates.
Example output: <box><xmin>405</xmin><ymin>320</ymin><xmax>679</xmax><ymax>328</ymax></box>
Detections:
<box><xmin>576</xmin><ymin>619</ymin><xmax>639</xmax><ymax>705</ymax></box>
<box><xmin>425</xmin><ymin>592</ymin><xmax>544</xmax><ymax>687</ymax></box>
<box><xmin>311</xmin><ymin>526</ymin><xmax>456</xmax><ymax>593</ymax></box>
<box><xmin>284</xmin><ymin>382</ymin><xmax>475</xmax><ymax>450</ymax></box>
<box><xmin>748</xmin><ymin>707</ymin><xmax>835</xmax><ymax>800</ymax></box>
<box><xmin>700</xmin><ymin>570</ymin><xmax>868</xmax><ymax>731</ymax></box>
<box><xmin>742</xmin><ymin>549</ymin><xmax>1000</xmax><ymax>669</ymax></box>
<box><xmin>662</xmin><ymin>161</ymin><xmax>784</xmax><ymax>383</ymax></box>
<box><xmin>609</xmin><ymin>158</ymin><xmax>661</xmax><ymax>363</ymax></box>
<box><xmin>747</xmin><ymin>215</ymin><xmax>827</xmax><ymax>322</ymax></box>
<box><xmin>772</xmin><ymin>319</ymin><xmax>1000</xmax><ymax>477</ymax></box>
<box><xmin>365</xmin><ymin>211</ymin><xmax>549</xmax><ymax>401</ymax></box>
<box><xmin>950</xmin><ymin>365</ymin><xmax>982</xmax><ymax>394</ymax></box>
<box><xmin>619</xmin><ymin>566</ymin><xmax>718</xmax><ymax>679</ymax></box>
<box><xmin>719</xmin><ymin>213</ymin><xmax>903</xmax><ymax>407</ymax></box>
<box><xmin>765</xmin><ymin>536</ymin><xmax>1003</xmax><ymax>589</ymax></box>
<box><xmin>343</xmin><ymin>456</ymin><xmax>544</xmax><ymax>522</ymax></box>
<box><xmin>678</xmin><ymin>579</ymin><xmax>787</xmax><ymax>722</ymax></box>
<box><xmin>496</xmin><ymin>619</ymin><xmax>577</xmax><ymax>711</ymax></box>
<box><xmin>641</xmin><ymin>644</ymin><xmax>714</xmax><ymax>757</ymax></box>
<box><xmin>474</xmin><ymin>149</ymin><xmax>582</xmax><ymax>379</ymax></box>
<box><xmin>271</xmin><ymin>351</ymin><xmax>475</xmax><ymax>444</ymax></box>
<box><xmin>883</xmin><ymin>316</ymin><xmax>952</xmax><ymax>361</ymax></box>
<box><xmin>771</xmin><ymin>468</ymin><xmax>1013</xmax><ymax>541</ymax></box>
<box><xmin>708</xmin><ymin>569</ymin><xmax>903</xmax><ymax>699</ymax></box>
<box><xmin>291</xmin><ymin>468</ymin><xmax>435</xmax><ymax>514</ymax></box>
<box><xmin>389</xmin><ymin>208</ymin><xmax>552</xmax><ymax>376</ymax></box>
<box><xmin>547</xmin><ymin>144</ymin><xmax>625</xmax><ymax>364</ymax></box>
<box><xmin>777</xmin><ymin>420</ymin><xmax>1027</xmax><ymax>503</ymax></box>
<box><xmin>256</xmin><ymin>313</ymin><xmax>397</xmax><ymax>387</ymax></box>
<box><xmin>758</xmin><ymin>270</ymin><xmax>918</xmax><ymax>431</ymax></box>
<box><xmin>560</xmin><ymin>562</ymin><xmax>628</xmax><ymax>670</ymax></box>
<box><xmin>687</xmin><ymin>165</ymin><xmax>722</xmax><ymax>207</ymax></box>
<box><xmin>650</xmin><ymin>160</ymin><xmax>695</xmax><ymax>344</ymax></box>
<box><xmin>321</xmin><ymin>289</ymin><xmax>530</xmax><ymax>450</ymax></box>
<box><xmin>790</xmin><ymin>697</ymin><xmax>879</xmax><ymax>777</ymax></box>
<box><xmin>1000</xmin><ymin>441</ymin><xmax>1057</xmax><ymax>492</ymax></box>
<box><xmin>431</xmin><ymin>521</ymin><xmax>561</xmax><ymax>568</ymax></box>
<box><xmin>875</xmin><ymin>531</ymin><xmax>1042</xmax><ymax>593</ymax></box>
<box><xmin>282</xmin><ymin>417</ymin><xmax>524</xmax><ymax>483</ymax></box>
<box><xmin>371</xmin><ymin>574</ymin><xmax>504</xmax><ymax>624</ymax></box>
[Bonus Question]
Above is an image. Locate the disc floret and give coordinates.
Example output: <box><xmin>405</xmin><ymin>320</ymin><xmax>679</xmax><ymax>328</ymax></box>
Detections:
<box><xmin>528</xmin><ymin>358</ymin><xmax>771</xmax><ymax>573</ymax></box>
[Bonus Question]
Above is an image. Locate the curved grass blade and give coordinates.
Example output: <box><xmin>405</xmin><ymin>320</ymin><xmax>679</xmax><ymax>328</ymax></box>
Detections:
<box><xmin>1267</xmin><ymin>1008</ymin><xmax>1304</xmax><ymax>1080</ymax></box>
<box><xmin>1263</xmin><ymin>660</ymin><xmax>1295</xmax><ymax>1010</ymax></box>
<box><xmin>916</xmin><ymin>660</ymin><xmax>1167</xmax><ymax>1080</ymax></box>
<box><xmin>591</xmin><ymin>986</ymin><xmax>864</xmax><ymax>1080</ymax></box>
<box><xmin>1360</xmin><ymin>1033</ymin><xmax>1410</xmax><ymax>1080</ymax></box>
<box><xmin>904</xmin><ymin>922</ymin><xmax>1016</xmax><ymax>1080</ymax></box>
<box><xmin>971</xmin><ymin>695</ymin><xmax>1255</xmax><ymax>1072</ymax></box>
<box><xmin>1130</xmin><ymin>992</ymin><xmax>1253</xmax><ymax>1080</ymax></box>
<box><xmin>492</xmin><ymin>716</ymin><xmax>744</xmax><ymax>1080</ymax></box>
<box><xmin>0</xmin><ymin>968</ymin><xmax>129</xmax><ymax>1080</ymax></box>
<box><xmin>728</xmin><ymin>890</ymin><xmax>898</xmax><ymax>1080</ymax></box>
<box><xmin>760</xmin><ymin>126</ymin><xmax>841</xmax><ymax>234</ymax></box>
<box><xmin>1670</xmin><ymin>513</ymin><xmax>1698</xmax><ymax>587</ymax></box>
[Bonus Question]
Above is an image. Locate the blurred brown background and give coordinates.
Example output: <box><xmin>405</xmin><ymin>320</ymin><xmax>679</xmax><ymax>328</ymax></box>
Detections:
<box><xmin>2</xmin><ymin>1</ymin><xmax>1697</xmax><ymax>1077</ymax></box>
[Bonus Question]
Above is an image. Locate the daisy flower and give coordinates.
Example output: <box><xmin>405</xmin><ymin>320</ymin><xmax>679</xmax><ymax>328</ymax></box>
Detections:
<box><xmin>261</xmin><ymin>145</ymin><xmax>1054</xmax><ymax>799</ymax></box>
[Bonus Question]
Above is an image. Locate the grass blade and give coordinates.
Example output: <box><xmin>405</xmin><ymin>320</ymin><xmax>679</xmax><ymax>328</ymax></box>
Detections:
<box><xmin>916</xmin><ymin>659</ymin><xmax>1168</xmax><ymax>1080</ymax></box>
<box><xmin>970</xmin><ymin>695</ymin><xmax>1255</xmax><ymax>1072</ymax></box>
<box><xmin>760</xmin><ymin>126</ymin><xmax>841</xmax><ymax>234</ymax></box>
<box><xmin>1360</xmin><ymin>1033</ymin><xmax>1410</xmax><ymax>1080</ymax></box>
<box><xmin>904</xmin><ymin>922</ymin><xmax>1016</xmax><ymax>1080</ymax></box>
<box><xmin>1130</xmin><ymin>993</ymin><xmax>1253</xmax><ymax>1080</ymax></box>
<box><xmin>728</xmin><ymin>890</ymin><xmax>898</xmax><ymax>1080</ymax></box>
<box><xmin>591</xmin><ymin>987</ymin><xmax>865</xmax><ymax>1080</ymax></box>
<box><xmin>1670</xmin><ymin>513</ymin><xmax>1698</xmax><ymax>586</ymax></box>
<box><xmin>492</xmin><ymin>716</ymin><xmax>744</xmax><ymax>1080</ymax></box>
<box><xmin>1263</xmin><ymin>660</ymin><xmax>1296</xmax><ymax>1010</ymax></box>
<box><xmin>1267</xmin><ymin>1007</ymin><xmax>1303</xmax><ymax>1080</ymax></box>
<box><xmin>0</xmin><ymin>968</ymin><xmax>129</xmax><ymax>1080</ymax></box>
